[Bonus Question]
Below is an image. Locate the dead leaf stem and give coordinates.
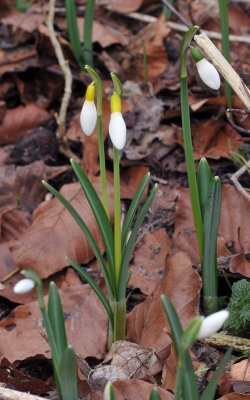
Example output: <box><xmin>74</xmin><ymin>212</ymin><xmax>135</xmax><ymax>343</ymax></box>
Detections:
<box><xmin>194</xmin><ymin>32</ymin><xmax>250</xmax><ymax>109</ymax></box>
<box><xmin>0</xmin><ymin>385</ymin><xmax>44</xmax><ymax>400</ymax></box>
<box><xmin>46</xmin><ymin>0</ymin><xmax>79</xmax><ymax>161</ymax></box>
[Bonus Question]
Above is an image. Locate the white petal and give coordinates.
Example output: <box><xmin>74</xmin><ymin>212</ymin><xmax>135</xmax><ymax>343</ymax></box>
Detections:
<box><xmin>197</xmin><ymin>310</ymin><xmax>229</xmax><ymax>339</ymax></box>
<box><xmin>196</xmin><ymin>58</ymin><xmax>221</xmax><ymax>90</ymax></box>
<box><xmin>109</xmin><ymin>112</ymin><xmax>126</xmax><ymax>150</ymax></box>
<box><xmin>80</xmin><ymin>100</ymin><xmax>97</xmax><ymax>136</ymax></box>
<box><xmin>14</xmin><ymin>278</ymin><xmax>35</xmax><ymax>294</ymax></box>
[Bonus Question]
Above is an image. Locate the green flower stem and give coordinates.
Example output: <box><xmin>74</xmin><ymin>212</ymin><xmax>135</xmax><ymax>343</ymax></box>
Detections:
<box><xmin>218</xmin><ymin>0</ymin><xmax>232</xmax><ymax>110</ymax></box>
<box><xmin>180</xmin><ymin>26</ymin><xmax>203</xmax><ymax>257</ymax></box>
<box><xmin>113</xmin><ymin>146</ymin><xmax>122</xmax><ymax>286</ymax></box>
<box><xmin>86</xmin><ymin>66</ymin><xmax>109</xmax><ymax>218</ymax></box>
<box><xmin>174</xmin><ymin>360</ymin><xmax>184</xmax><ymax>400</ymax></box>
<box><xmin>110</xmin><ymin>298</ymin><xmax>126</xmax><ymax>342</ymax></box>
<box><xmin>83</xmin><ymin>0</ymin><xmax>96</xmax><ymax>68</ymax></box>
<box><xmin>64</xmin><ymin>0</ymin><xmax>85</xmax><ymax>70</ymax></box>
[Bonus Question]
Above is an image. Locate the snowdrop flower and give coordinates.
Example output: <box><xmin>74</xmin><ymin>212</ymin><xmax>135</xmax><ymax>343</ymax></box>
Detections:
<box><xmin>14</xmin><ymin>278</ymin><xmax>35</xmax><ymax>294</ymax></box>
<box><xmin>103</xmin><ymin>381</ymin><xmax>114</xmax><ymax>400</ymax></box>
<box><xmin>191</xmin><ymin>47</ymin><xmax>221</xmax><ymax>90</ymax></box>
<box><xmin>197</xmin><ymin>309</ymin><xmax>229</xmax><ymax>339</ymax></box>
<box><xmin>80</xmin><ymin>82</ymin><xmax>97</xmax><ymax>136</ymax></box>
<box><xmin>109</xmin><ymin>93</ymin><xmax>126</xmax><ymax>150</ymax></box>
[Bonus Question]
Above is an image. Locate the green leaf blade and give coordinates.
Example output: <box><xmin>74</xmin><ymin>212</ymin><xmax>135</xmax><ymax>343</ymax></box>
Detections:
<box><xmin>58</xmin><ymin>346</ymin><xmax>79</xmax><ymax>400</ymax></box>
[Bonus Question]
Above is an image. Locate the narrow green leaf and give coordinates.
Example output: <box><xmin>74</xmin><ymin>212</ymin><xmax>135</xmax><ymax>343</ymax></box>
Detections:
<box><xmin>83</xmin><ymin>0</ymin><xmax>96</xmax><ymax>68</ymax></box>
<box><xmin>70</xmin><ymin>159</ymin><xmax>116</xmax><ymax>289</ymax></box>
<box><xmin>121</xmin><ymin>173</ymin><xmax>150</xmax><ymax>252</ymax></box>
<box><xmin>201</xmin><ymin>346</ymin><xmax>233</xmax><ymax>400</ymax></box>
<box><xmin>58</xmin><ymin>346</ymin><xmax>78</xmax><ymax>400</ymax></box>
<box><xmin>42</xmin><ymin>180</ymin><xmax>114</xmax><ymax>296</ymax></box>
<box><xmin>48</xmin><ymin>282</ymin><xmax>68</xmax><ymax>361</ymax></box>
<box><xmin>179</xmin><ymin>318</ymin><xmax>202</xmax><ymax>355</ymax></box>
<box><xmin>202</xmin><ymin>177</ymin><xmax>222</xmax><ymax>314</ymax></box>
<box><xmin>161</xmin><ymin>295</ymin><xmax>199</xmax><ymax>400</ymax></box>
<box><xmin>197</xmin><ymin>158</ymin><xmax>212</xmax><ymax>221</ymax></box>
<box><xmin>118</xmin><ymin>185</ymin><xmax>157</xmax><ymax>299</ymax></box>
<box><xmin>110</xmin><ymin>72</ymin><xmax>123</xmax><ymax>97</ymax></box>
<box><xmin>64</xmin><ymin>0</ymin><xmax>85</xmax><ymax>70</ymax></box>
<box><xmin>40</xmin><ymin>308</ymin><xmax>60</xmax><ymax>369</ymax></box>
<box><xmin>66</xmin><ymin>257</ymin><xmax>114</xmax><ymax>329</ymax></box>
<box><xmin>150</xmin><ymin>387</ymin><xmax>161</xmax><ymax>400</ymax></box>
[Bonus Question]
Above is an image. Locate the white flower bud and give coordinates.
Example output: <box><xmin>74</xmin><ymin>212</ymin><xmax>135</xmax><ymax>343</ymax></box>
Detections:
<box><xmin>197</xmin><ymin>310</ymin><xmax>229</xmax><ymax>339</ymax></box>
<box><xmin>14</xmin><ymin>278</ymin><xmax>35</xmax><ymax>294</ymax></box>
<box><xmin>80</xmin><ymin>100</ymin><xmax>97</xmax><ymax>137</ymax></box>
<box><xmin>196</xmin><ymin>58</ymin><xmax>221</xmax><ymax>90</ymax></box>
<box><xmin>109</xmin><ymin>112</ymin><xmax>126</xmax><ymax>150</ymax></box>
<box><xmin>103</xmin><ymin>381</ymin><xmax>114</xmax><ymax>400</ymax></box>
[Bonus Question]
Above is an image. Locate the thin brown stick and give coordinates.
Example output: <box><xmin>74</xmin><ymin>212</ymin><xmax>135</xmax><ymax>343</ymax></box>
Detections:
<box><xmin>230</xmin><ymin>160</ymin><xmax>250</xmax><ymax>202</ymax></box>
<box><xmin>0</xmin><ymin>385</ymin><xmax>44</xmax><ymax>400</ymax></box>
<box><xmin>46</xmin><ymin>0</ymin><xmax>79</xmax><ymax>161</ymax></box>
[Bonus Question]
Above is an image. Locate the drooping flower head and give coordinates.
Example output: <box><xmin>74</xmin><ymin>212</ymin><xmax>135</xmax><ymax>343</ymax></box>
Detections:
<box><xmin>80</xmin><ymin>82</ymin><xmax>97</xmax><ymax>136</ymax></box>
<box><xmin>197</xmin><ymin>309</ymin><xmax>230</xmax><ymax>339</ymax></box>
<box><xmin>191</xmin><ymin>47</ymin><xmax>221</xmax><ymax>90</ymax></box>
<box><xmin>109</xmin><ymin>93</ymin><xmax>126</xmax><ymax>150</ymax></box>
<box><xmin>13</xmin><ymin>278</ymin><xmax>35</xmax><ymax>294</ymax></box>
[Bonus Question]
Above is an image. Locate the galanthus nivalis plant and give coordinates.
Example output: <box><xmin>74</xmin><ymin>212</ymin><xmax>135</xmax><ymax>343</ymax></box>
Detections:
<box><xmin>190</xmin><ymin>46</ymin><xmax>221</xmax><ymax>90</ymax></box>
<box><xmin>14</xmin><ymin>269</ymin><xmax>78</xmax><ymax>400</ymax></box>
<box><xmin>43</xmin><ymin>66</ymin><xmax>157</xmax><ymax>346</ymax></box>
<box><xmin>161</xmin><ymin>295</ymin><xmax>232</xmax><ymax>400</ymax></box>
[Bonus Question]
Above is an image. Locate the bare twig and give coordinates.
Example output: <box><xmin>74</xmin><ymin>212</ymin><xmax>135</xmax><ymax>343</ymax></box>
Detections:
<box><xmin>194</xmin><ymin>33</ymin><xmax>250</xmax><ymax>109</ymax></box>
<box><xmin>227</xmin><ymin>108</ymin><xmax>250</xmax><ymax>115</ymax></box>
<box><xmin>123</xmin><ymin>12</ymin><xmax>250</xmax><ymax>44</ymax></box>
<box><xmin>0</xmin><ymin>385</ymin><xmax>44</xmax><ymax>400</ymax></box>
<box><xmin>46</xmin><ymin>0</ymin><xmax>80</xmax><ymax>161</ymax></box>
<box><xmin>230</xmin><ymin>160</ymin><xmax>250</xmax><ymax>202</ymax></box>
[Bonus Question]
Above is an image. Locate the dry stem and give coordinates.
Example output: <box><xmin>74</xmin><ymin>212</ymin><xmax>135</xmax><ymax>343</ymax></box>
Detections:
<box><xmin>0</xmin><ymin>385</ymin><xmax>44</xmax><ymax>400</ymax></box>
<box><xmin>230</xmin><ymin>160</ymin><xmax>250</xmax><ymax>202</ymax></box>
<box><xmin>46</xmin><ymin>0</ymin><xmax>79</xmax><ymax>161</ymax></box>
<box><xmin>194</xmin><ymin>32</ymin><xmax>250</xmax><ymax>109</ymax></box>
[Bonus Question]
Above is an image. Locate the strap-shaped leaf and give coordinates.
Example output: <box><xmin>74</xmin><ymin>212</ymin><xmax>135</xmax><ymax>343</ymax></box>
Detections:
<box><xmin>66</xmin><ymin>257</ymin><xmax>114</xmax><ymax>329</ymax></box>
<box><xmin>42</xmin><ymin>180</ymin><xmax>114</xmax><ymax>296</ymax></box>
<box><xmin>70</xmin><ymin>159</ymin><xmax>116</xmax><ymax>289</ymax></box>
<box><xmin>121</xmin><ymin>173</ymin><xmax>150</xmax><ymax>252</ymax></box>
<box><xmin>58</xmin><ymin>346</ymin><xmax>79</xmax><ymax>400</ymax></box>
<box><xmin>197</xmin><ymin>158</ymin><xmax>212</xmax><ymax>221</ymax></box>
<box><xmin>202</xmin><ymin>177</ymin><xmax>222</xmax><ymax>314</ymax></box>
<box><xmin>150</xmin><ymin>387</ymin><xmax>161</xmax><ymax>400</ymax></box>
<box><xmin>48</xmin><ymin>282</ymin><xmax>68</xmax><ymax>361</ymax></box>
<box><xmin>161</xmin><ymin>295</ymin><xmax>199</xmax><ymax>400</ymax></box>
<box><xmin>201</xmin><ymin>346</ymin><xmax>233</xmax><ymax>400</ymax></box>
<box><xmin>118</xmin><ymin>185</ymin><xmax>157</xmax><ymax>299</ymax></box>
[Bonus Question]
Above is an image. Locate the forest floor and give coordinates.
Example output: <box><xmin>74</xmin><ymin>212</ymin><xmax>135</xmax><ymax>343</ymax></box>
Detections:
<box><xmin>0</xmin><ymin>0</ymin><xmax>249</xmax><ymax>399</ymax></box>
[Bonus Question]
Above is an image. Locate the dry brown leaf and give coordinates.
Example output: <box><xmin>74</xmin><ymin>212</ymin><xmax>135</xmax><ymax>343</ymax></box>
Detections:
<box><xmin>88</xmin><ymin>341</ymin><xmax>161</xmax><ymax>391</ymax></box>
<box><xmin>173</xmin><ymin>185</ymin><xmax>250</xmax><ymax>276</ymax></box>
<box><xmin>0</xmin><ymin>284</ymin><xmax>107</xmax><ymax>362</ymax></box>
<box><xmin>0</xmin><ymin>161</ymin><xmax>48</xmax><ymax>212</ymax></box>
<box><xmin>0</xmin><ymin>104</ymin><xmax>52</xmax><ymax>145</ymax></box>
<box><xmin>0</xmin><ymin>208</ymin><xmax>30</xmax><ymax>243</ymax></box>
<box><xmin>219</xmin><ymin>360</ymin><xmax>250</xmax><ymax>396</ymax></box>
<box><xmin>127</xmin><ymin>252</ymin><xmax>201</xmax><ymax>363</ymax></box>
<box><xmin>92</xmin><ymin>379</ymin><xmax>173</xmax><ymax>399</ymax></box>
<box><xmin>218</xmin><ymin>395</ymin><xmax>250</xmax><ymax>400</ymax></box>
<box><xmin>129</xmin><ymin>15</ymin><xmax>170</xmax><ymax>82</ymax></box>
<box><xmin>77</xmin><ymin>19</ymin><xmax>128</xmax><ymax>47</ymax></box>
<box><xmin>109</xmin><ymin>0</ymin><xmax>144</xmax><ymax>14</ymax></box>
<box><xmin>2</xmin><ymin>4</ymin><xmax>44</xmax><ymax>34</ymax></box>
<box><xmin>10</xmin><ymin>179</ymin><xmax>112</xmax><ymax>278</ymax></box>
<box><xmin>129</xmin><ymin>229</ymin><xmax>172</xmax><ymax>295</ymax></box>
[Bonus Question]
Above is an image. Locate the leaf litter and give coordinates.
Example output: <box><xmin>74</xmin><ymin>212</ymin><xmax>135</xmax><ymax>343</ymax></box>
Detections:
<box><xmin>0</xmin><ymin>0</ymin><xmax>249</xmax><ymax>398</ymax></box>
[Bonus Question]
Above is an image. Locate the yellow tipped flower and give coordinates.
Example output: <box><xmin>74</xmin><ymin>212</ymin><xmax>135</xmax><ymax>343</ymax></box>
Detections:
<box><xmin>109</xmin><ymin>93</ymin><xmax>126</xmax><ymax>150</ymax></box>
<box><xmin>80</xmin><ymin>82</ymin><xmax>97</xmax><ymax>136</ymax></box>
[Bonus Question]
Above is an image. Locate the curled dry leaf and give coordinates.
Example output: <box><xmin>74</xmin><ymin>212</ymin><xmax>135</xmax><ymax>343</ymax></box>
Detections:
<box><xmin>173</xmin><ymin>185</ymin><xmax>250</xmax><ymax>277</ymax></box>
<box><xmin>92</xmin><ymin>379</ymin><xmax>173</xmax><ymax>400</ymax></box>
<box><xmin>127</xmin><ymin>252</ymin><xmax>201</xmax><ymax>364</ymax></box>
<box><xmin>0</xmin><ymin>103</ymin><xmax>52</xmax><ymax>145</ymax></box>
<box><xmin>88</xmin><ymin>341</ymin><xmax>161</xmax><ymax>391</ymax></box>
<box><xmin>0</xmin><ymin>284</ymin><xmax>107</xmax><ymax>362</ymax></box>
<box><xmin>108</xmin><ymin>0</ymin><xmax>144</xmax><ymax>14</ymax></box>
